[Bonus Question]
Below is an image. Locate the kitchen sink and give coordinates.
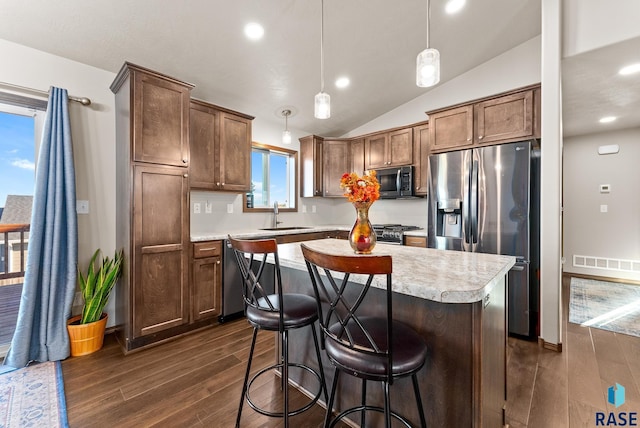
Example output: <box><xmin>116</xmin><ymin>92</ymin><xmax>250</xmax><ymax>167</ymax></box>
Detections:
<box><xmin>259</xmin><ymin>227</ymin><xmax>312</xmax><ymax>231</ymax></box>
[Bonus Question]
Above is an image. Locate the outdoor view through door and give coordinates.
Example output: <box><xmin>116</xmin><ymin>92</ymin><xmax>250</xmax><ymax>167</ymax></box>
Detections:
<box><xmin>0</xmin><ymin>103</ymin><xmax>38</xmax><ymax>358</ymax></box>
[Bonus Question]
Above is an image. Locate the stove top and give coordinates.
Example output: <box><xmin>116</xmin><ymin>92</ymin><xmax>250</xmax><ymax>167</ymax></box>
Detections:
<box><xmin>373</xmin><ymin>224</ymin><xmax>422</xmax><ymax>243</ymax></box>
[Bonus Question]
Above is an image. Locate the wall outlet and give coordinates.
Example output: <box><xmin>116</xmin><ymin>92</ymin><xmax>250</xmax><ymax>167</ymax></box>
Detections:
<box><xmin>600</xmin><ymin>204</ymin><xmax>608</xmax><ymax>213</ymax></box>
<box><xmin>193</xmin><ymin>202</ymin><xmax>201</xmax><ymax>214</ymax></box>
<box><xmin>312</xmin><ymin>205</ymin><xmax>316</xmax><ymax>213</ymax></box>
<box><xmin>302</xmin><ymin>205</ymin><xmax>307</xmax><ymax>213</ymax></box>
<box><xmin>205</xmin><ymin>202</ymin><xmax>212</xmax><ymax>213</ymax></box>
<box><xmin>227</xmin><ymin>204</ymin><xmax>234</xmax><ymax>214</ymax></box>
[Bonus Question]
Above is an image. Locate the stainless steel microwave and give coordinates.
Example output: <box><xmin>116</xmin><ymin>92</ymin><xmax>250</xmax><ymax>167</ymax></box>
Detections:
<box><xmin>376</xmin><ymin>166</ymin><xmax>414</xmax><ymax>199</ymax></box>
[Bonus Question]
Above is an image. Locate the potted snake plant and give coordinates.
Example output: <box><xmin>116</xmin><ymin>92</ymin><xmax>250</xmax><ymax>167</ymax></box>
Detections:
<box><xmin>67</xmin><ymin>248</ymin><xmax>123</xmax><ymax>356</ymax></box>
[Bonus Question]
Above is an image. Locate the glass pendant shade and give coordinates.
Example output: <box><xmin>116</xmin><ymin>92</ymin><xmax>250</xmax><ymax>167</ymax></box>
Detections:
<box><xmin>282</xmin><ymin>129</ymin><xmax>292</xmax><ymax>144</ymax></box>
<box><xmin>314</xmin><ymin>91</ymin><xmax>331</xmax><ymax>119</ymax></box>
<box><xmin>416</xmin><ymin>47</ymin><xmax>441</xmax><ymax>87</ymax></box>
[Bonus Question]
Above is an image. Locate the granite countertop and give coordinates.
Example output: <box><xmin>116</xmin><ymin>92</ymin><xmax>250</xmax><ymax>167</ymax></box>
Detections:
<box><xmin>276</xmin><ymin>238</ymin><xmax>515</xmax><ymax>304</ymax></box>
<box><xmin>191</xmin><ymin>225</ymin><xmax>350</xmax><ymax>242</ymax></box>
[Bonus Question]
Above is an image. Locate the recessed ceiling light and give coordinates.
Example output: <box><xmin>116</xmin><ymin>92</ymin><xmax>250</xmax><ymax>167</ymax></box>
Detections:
<box><xmin>619</xmin><ymin>63</ymin><xmax>640</xmax><ymax>76</ymax></box>
<box><xmin>244</xmin><ymin>23</ymin><xmax>264</xmax><ymax>41</ymax></box>
<box><xmin>445</xmin><ymin>0</ymin><xmax>466</xmax><ymax>14</ymax></box>
<box><xmin>335</xmin><ymin>77</ymin><xmax>350</xmax><ymax>89</ymax></box>
<box><xmin>599</xmin><ymin>116</ymin><xmax>617</xmax><ymax>124</ymax></box>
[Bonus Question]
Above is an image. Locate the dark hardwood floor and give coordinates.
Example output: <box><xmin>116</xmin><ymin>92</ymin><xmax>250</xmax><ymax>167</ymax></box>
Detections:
<box><xmin>61</xmin><ymin>275</ymin><xmax>640</xmax><ymax>427</ymax></box>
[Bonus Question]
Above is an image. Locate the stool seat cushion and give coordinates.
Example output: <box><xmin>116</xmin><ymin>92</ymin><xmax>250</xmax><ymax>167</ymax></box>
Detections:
<box><xmin>247</xmin><ymin>294</ymin><xmax>319</xmax><ymax>330</ymax></box>
<box><xmin>325</xmin><ymin>316</ymin><xmax>427</xmax><ymax>379</ymax></box>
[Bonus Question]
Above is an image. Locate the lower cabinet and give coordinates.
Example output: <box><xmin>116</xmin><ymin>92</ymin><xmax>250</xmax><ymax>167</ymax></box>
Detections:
<box><xmin>404</xmin><ymin>236</ymin><xmax>427</xmax><ymax>247</ymax></box>
<box><xmin>192</xmin><ymin>241</ymin><xmax>222</xmax><ymax>321</ymax></box>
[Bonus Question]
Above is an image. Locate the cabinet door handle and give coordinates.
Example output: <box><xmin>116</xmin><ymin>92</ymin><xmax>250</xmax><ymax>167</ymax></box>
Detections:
<box><xmin>183</xmin><ymin>174</ymin><xmax>188</xmax><ymax>178</ymax></box>
<box><xmin>416</xmin><ymin>185</ymin><xmax>420</xmax><ymax>190</ymax></box>
<box><xmin>467</xmin><ymin>138</ymin><xmax>472</xmax><ymax>142</ymax></box>
<box><xmin>221</xmin><ymin>183</ymin><xmax>225</xmax><ymax>186</ymax></box>
<box><xmin>216</xmin><ymin>260</ymin><xmax>221</xmax><ymax>265</ymax></box>
<box><xmin>182</xmin><ymin>158</ymin><xmax>188</xmax><ymax>164</ymax></box>
<box><xmin>478</xmin><ymin>135</ymin><xmax>484</xmax><ymax>140</ymax></box>
<box><xmin>216</xmin><ymin>182</ymin><xmax>220</xmax><ymax>186</ymax></box>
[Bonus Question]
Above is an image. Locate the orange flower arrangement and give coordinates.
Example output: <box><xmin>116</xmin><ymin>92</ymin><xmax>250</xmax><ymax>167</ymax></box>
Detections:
<box><xmin>339</xmin><ymin>170</ymin><xmax>380</xmax><ymax>203</ymax></box>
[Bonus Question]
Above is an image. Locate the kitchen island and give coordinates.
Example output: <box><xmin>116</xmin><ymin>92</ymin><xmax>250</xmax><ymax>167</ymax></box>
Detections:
<box><xmin>274</xmin><ymin>238</ymin><xmax>515</xmax><ymax>428</ymax></box>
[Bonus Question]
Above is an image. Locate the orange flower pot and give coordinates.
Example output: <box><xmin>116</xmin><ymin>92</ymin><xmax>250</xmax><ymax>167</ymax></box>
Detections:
<box><xmin>67</xmin><ymin>313</ymin><xmax>108</xmax><ymax>356</ymax></box>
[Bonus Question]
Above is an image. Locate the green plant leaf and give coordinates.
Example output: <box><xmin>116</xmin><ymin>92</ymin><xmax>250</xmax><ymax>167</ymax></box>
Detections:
<box><xmin>78</xmin><ymin>248</ymin><xmax>123</xmax><ymax>324</ymax></box>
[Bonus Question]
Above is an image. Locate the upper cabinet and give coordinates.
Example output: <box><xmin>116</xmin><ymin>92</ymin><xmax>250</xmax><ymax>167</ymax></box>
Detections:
<box><xmin>189</xmin><ymin>99</ymin><xmax>253</xmax><ymax>192</ymax></box>
<box><xmin>412</xmin><ymin>122</ymin><xmax>429</xmax><ymax>197</ymax></box>
<box><xmin>120</xmin><ymin>65</ymin><xmax>192</xmax><ymax>167</ymax></box>
<box><xmin>428</xmin><ymin>105</ymin><xmax>474</xmax><ymax>151</ymax></box>
<box><xmin>474</xmin><ymin>90</ymin><xmax>533</xmax><ymax>145</ymax></box>
<box><xmin>428</xmin><ymin>85</ymin><xmax>539</xmax><ymax>153</ymax></box>
<box><xmin>351</xmin><ymin>138</ymin><xmax>365</xmax><ymax>175</ymax></box>
<box><xmin>323</xmin><ymin>139</ymin><xmax>352</xmax><ymax>197</ymax></box>
<box><xmin>364</xmin><ymin>127</ymin><xmax>413</xmax><ymax>169</ymax></box>
<box><xmin>299</xmin><ymin>135</ymin><xmax>324</xmax><ymax>197</ymax></box>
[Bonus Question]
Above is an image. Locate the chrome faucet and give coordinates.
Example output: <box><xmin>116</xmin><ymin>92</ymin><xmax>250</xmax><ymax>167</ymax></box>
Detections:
<box><xmin>273</xmin><ymin>201</ymin><xmax>283</xmax><ymax>228</ymax></box>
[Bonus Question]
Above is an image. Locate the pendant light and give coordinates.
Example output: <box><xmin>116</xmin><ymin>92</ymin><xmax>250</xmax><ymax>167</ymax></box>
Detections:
<box><xmin>281</xmin><ymin>109</ymin><xmax>292</xmax><ymax>144</ymax></box>
<box><xmin>314</xmin><ymin>0</ymin><xmax>330</xmax><ymax>119</ymax></box>
<box><xmin>416</xmin><ymin>0</ymin><xmax>440</xmax><ymax>87</ymax></box>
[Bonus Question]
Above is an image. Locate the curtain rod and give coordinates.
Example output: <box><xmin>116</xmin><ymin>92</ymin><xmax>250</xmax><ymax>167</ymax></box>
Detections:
<box><xmin>0</xmin><ymin>81</ymin><xmax>92</xmax><ymax>106</ymax></box>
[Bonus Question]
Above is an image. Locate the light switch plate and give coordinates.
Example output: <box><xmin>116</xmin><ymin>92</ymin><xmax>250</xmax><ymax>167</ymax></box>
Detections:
<box><xmin>76</xmin><ymin>200</ymin><xmax>89</xmax><ymax>214</ymax></box>
<box><xmin>312</xmin><ymin>205</ymin><xmax>316</xmax><ymax>213</ymax></box>
<box><xmin>302</xmin><ymin>205</ymin><xmax>307</xmax><ymax>213</ymax></box>
<box><xmin>600</xmin><ymin>204</ymin><xmax>608</xmax><ymax>213</ymax></box>
<box><xmin>205</xmin><ymin>202</ymin><xmax>212</xmax><ymax>213</ymax></box>
<box><xmin>227</xmin><ymin>204</ymin><xmax>234</xmax><ymax>214</ymax></box>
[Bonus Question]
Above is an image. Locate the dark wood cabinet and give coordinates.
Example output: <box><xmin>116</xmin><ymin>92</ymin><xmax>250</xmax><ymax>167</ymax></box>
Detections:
<box><xmin>404</xmin><ymin>235</ymin><xmax>427</xmax><ymax>247</ymax></box>
<box><xmin>428</xmin><ymin>85</ymin><xmax>539</xmax><ymax>153</ymax></box>
<box><xmin>111</xmin><ymin>62</ymin><xmax>193</xmax><ymax>352</ymax></box>
<box><xmin>364</xmin><ymin>128</ymin><xmax>413</xmax><ymax>170</ymax></box>
<box><xmin>299</xmin><ymin>135</ymin><xmax>324</xmax><ymax>197</ymax></box>
<box><xmin>131</xmin><ymin>69</ymin><xmax>191</xmax><ymax>167</ymax></box>
<box><xmin>323</xmin><ymin>139</ymin><xmax>351</xmax><ymax>197</ymax></box>
<box><xmin>191</xmin><ymin>241</ymin><xmax>222</xmax><ymax>321</ymax></box>
<box><xmin>219</xmin><ymin>111</ymin><xmax>252</xmax><ymax>192</ymax></box>
<box><xmin>412</xmin><ymin>123</ymin><xmax>429</xmax><ymax>196</ymax></box>
<box><xmin>351</xmin><ymin>138</ymin><xmax>365</xmax><ymax>175</ymax></box>
<box><xmin>133</xmin><ymin>164</ymin><xmax>189</xmax><ymax>337</ymax></box>
<box><xmin>189</xmin><ymin>99</ymin><xmax>253</xmax><ymax>192</ymax></box>
<box><xmin>428</xmin><ymin>105</ymin><xmax>474</xmax><ymax>152</ymax></box>
<box><xmin>474</xmin><ymin>90</ymin><xmax>533</xmax><ymax>145</ymax></box>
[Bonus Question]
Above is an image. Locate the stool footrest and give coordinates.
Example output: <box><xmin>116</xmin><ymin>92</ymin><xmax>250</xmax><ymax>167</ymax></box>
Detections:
<box><xmin>246</xmin><ymin>362</ymin><xmax>324</xmax><ymax>418</ymax></box>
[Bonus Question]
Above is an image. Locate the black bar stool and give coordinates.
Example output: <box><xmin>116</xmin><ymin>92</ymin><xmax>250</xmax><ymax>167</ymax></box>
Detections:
<box><xmin>301</xmin><ymin>243</ymin><xmax>428</xmax><ymax>428</ymax></box>
<box><xmin>228</xmin><ymin>236</ymin><xmax>327</xmax><ymax>428</ymax></box>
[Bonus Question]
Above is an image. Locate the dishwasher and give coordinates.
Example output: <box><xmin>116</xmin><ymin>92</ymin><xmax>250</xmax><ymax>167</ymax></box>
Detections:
<box><xmin>220</xmin><ymin>238</ymin><xmax>275</xmax><ymax>323</ymax></box>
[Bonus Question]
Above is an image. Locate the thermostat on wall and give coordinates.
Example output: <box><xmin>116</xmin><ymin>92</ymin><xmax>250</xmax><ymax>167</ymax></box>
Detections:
<box><xmin>600</xmin><ymin>184</ymin><xmax>611</xmax><ymax>193</ymax></box>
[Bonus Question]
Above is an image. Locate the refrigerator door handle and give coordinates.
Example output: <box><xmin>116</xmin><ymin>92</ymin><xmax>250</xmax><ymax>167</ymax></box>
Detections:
<box><xmin>462</xmin><ymin>150</ymin><xmax>472</xmax><ymax>247</ymax></box>
<box><xmin>470</xmin><ymin>159</ymin><xmax>479</xmax><ymax>244</ymax></box>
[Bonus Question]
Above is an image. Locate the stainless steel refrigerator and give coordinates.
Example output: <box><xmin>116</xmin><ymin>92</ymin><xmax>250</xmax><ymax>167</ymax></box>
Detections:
<box><xmin>427</xmin><ymin>140</ymin><xmax>540</xmax><ymax>337</ymax></box>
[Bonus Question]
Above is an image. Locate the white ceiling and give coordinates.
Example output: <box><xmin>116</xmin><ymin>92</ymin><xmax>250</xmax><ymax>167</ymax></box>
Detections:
<box><xmin>0</xmin><ymin>0</ymin><xmax>541</xmax><ymax>137</ymax></box>
<box><xmin>562</xmin><ymin>36</ymin><xmax>640</xmax><ymax>138</ymax></box>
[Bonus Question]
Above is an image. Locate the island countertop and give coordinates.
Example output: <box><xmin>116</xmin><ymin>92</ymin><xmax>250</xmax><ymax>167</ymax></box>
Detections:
<box><xmin>276</xmin><ymin>238</ymin><xmax>515</xmax><ymax>304</ymax></box>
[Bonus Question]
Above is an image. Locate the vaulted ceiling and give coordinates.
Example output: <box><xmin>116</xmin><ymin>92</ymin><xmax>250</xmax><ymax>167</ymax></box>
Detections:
<box><xmin>0</xmin><ymin>0</ymin><xmax>541</xmax><ymax>136</ymax></box>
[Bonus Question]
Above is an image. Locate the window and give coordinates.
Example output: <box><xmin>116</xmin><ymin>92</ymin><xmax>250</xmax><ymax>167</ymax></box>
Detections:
<box><xmin>0</xmin><ymin>98</ymin><xmax>44</xmax><ymax>358</ymax></box>
<box><xmin>244</xmin><ymin>142</ymin><xmax>297</xmax><ymax>212</ymax></box>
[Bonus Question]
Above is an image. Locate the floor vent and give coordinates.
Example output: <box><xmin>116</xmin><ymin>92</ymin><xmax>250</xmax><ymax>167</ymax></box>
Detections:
<box><xmin>573</xmin><ymin>255</ymin><xmax>640</xmax><ymax>273</ymax></box>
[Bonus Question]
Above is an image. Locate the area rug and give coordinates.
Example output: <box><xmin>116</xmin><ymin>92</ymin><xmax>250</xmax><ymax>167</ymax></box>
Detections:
<box><xmin>0</xmin><ymin>361</ymin><xmax>68</xmax><ymax>428</ymax></box>
<box><xmin>569</xmin><ymin>277</ymin><xmax>640</xmax><ymax>338</ymax></box>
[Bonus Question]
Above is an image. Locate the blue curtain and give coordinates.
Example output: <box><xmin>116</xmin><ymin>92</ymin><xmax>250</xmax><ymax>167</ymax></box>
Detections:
<box><xmin>4</xmin><ymin>87</ymin><xmax>78</xmax><ymax>369</ymax></box>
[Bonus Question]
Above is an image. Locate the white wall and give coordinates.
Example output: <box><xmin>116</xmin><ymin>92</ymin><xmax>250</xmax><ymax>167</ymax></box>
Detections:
<box><xmin>563</xmin><ymin>0</ymin><xmax>640</xmax><ymax>57</ymax></box>
<box><xmin>0</xmin><ymin>38</ymin><xmax>119</xmax><ymax>324</ymax></box>
<box><xmin>342</xmin><ymin>36</ymin><xmax>541</xmax><ymax>137</ymax></box>
<box><xmin>563</xmin><ymin>128</ymin><xmax>640</xmax><ymax>281</ymax></box>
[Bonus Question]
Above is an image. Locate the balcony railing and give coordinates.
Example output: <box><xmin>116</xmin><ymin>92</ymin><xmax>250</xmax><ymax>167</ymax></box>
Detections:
<box><xmin>0</xmin><ymin>223</ymin><xmax>30</xmax><ymax>282</ymax></box>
